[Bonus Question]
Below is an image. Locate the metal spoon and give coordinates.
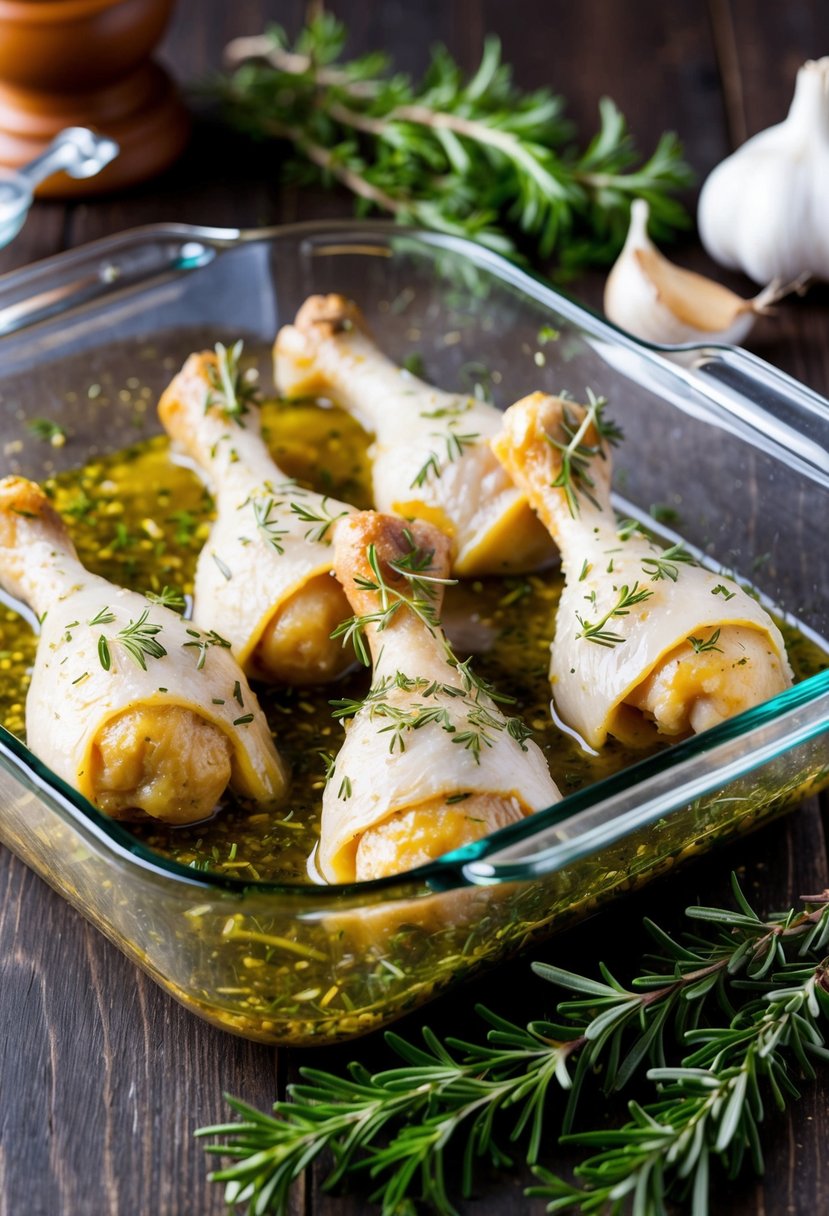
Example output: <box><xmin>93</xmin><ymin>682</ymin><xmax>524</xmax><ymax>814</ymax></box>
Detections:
<box><xmin>0</xmin><ymin>128</ymin><xmax>120</xmax><ymax>247</ymax></box>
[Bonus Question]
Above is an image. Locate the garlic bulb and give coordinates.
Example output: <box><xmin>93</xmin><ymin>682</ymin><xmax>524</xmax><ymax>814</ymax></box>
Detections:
<box><xmin>604</xmin><ymin>200</ymin><xmax>781</xmax><ymax>345</ymax></box>
<box><xmin>698</xmin><ymin>57</ymin><xmax>829</xmax><ymax>283</ymax></box>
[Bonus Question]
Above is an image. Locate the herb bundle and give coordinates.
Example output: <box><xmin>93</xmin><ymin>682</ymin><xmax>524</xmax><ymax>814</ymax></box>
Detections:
<box><xmin>198</xmin><ymin>878</ymin><xmax>829</xmax><ymax>1215</ymax></box>
<box><xmin>214</xmin><ymin>15</ymin><xmax>693</xmax><ymax>268</ymax></box>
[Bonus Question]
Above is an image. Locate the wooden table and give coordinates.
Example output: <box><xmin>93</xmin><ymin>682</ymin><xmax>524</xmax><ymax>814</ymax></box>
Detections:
<box><xmin>1</xmin><ymin>2</ymin><xmax>827</xmax><ymax>1213</ymax></box>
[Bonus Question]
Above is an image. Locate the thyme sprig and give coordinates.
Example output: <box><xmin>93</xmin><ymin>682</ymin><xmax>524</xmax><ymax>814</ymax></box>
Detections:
<box><xmin>199</xmin><ymin>880</ymin><xmax>829</xmax><ymax>1216</ymax></box>
<box><xmin>410</xmin><ymin>429</ymin><xmax>481</xmax><ymax>490</ymax></box>
<box><xmin>575</xmin><ymin>581</ymin><xmax>653</xmax><ymax>647</ymax></box>
<box><xmin>290</xmin><ymin>496</ymin><xmax>350</xmax><ymax>543</ymax></box>
<box><xmin>205</xmin><ymin>340</ymin><xmax>260</xmax><ymax>423</ymax></box>
<box><xmin>641</xmin><ymin>543</ymin><xmax>696</xmax><ymax>583</ymax></box>
<box><xmin>330</xmin><ymin>532</ymin><xmax>529</xmax><ymax>761</ymax></box>
<box><xmin>546</xmin><ymin>390</ymin><xmax>623</xmax><ymax>519</ymax></box>
<box><xmin>687</xmin><ymin>628</ymin><xmax>723</xmax><ymax>655</ymax></box>
<box><xmin>330</xmin><ymin>664</ymin><xmax>531</xmax><ymax>760</ymax></box>
<box><xmin>183</xmin><ymin>627</ymin><xmax>233</xmax><ymax>670</ymax></box>
<box><xmin>97</xmin><ymin>608</ymin><xmax>167</xmax><ymax>671</ymax></box>
<box><xmin>216</xmin><ymin>16</ymin><xmax>693</xmax><ymax>268</ymax></box>
<box><xmin>145</xmin><ymin>585</ymin><xmax>187</xmax><ymax>613</ymax></box>
<box><xmin>253</xmin><ymin>496</ymin><xmax>289</xmax><ymax>554</ymax></box>
<box><xmin>331</xmin><ymin>530</ymin><xmax>455</xmax><ymax>666</ymax></box>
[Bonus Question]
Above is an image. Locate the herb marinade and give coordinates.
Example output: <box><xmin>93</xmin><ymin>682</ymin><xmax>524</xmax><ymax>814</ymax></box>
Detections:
<box><xmin>0</xmin><ymin>399</ymin><xmax>825</xmax><ymax>887</ymax></box>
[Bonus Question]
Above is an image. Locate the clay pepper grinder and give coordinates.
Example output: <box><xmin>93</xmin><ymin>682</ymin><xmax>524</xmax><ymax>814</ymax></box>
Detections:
<box><xmin>0</xmin><ymin>0</ymin><xmax>189</xmax><ymax>195</ymax></box>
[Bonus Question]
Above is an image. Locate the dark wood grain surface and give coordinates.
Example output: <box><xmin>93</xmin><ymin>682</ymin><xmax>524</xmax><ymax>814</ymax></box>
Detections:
<box><xmin>1</xmin><ymin>3</ymin><xmax>828</xmax><ymax>1213</ymax></box>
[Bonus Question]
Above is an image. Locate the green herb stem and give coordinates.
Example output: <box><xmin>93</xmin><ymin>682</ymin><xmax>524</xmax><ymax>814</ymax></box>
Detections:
<box><xmin>216</xmin><ymin>17</ymin><xmax>693</xmax><ymax>268</ymax></box>
<box><xmin>199</xmin><ymin>881</ymin><xmax>829</xmax><ymax>1215</ymax></box>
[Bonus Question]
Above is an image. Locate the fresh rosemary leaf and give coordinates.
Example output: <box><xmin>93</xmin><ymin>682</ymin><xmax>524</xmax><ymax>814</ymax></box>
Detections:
<box><xmin>216</xmin><ymin>16</ymin><xmax>693</xmax><ymax>268</ymax></box>
<box><xmin>204</xmin><ymin>340</ymin><xmax>260</xmax><ymax>423</ymax></box>
<box><xmin>289</xmin><ymin>496</ymin><xmax>350</xmax><ymax>543</ymax></box>
<box><xmin>145</xmin><ymin>584</ymin><xmax>187</xmax><ymax>613</ymax></box>
<box><xmin>687</xmin><ymin>628</ymin><xmax>723</xmax><ymax>654</ymax></box>
<box><xmin>545</xmin><ymin>389</ymin><xmax>623</xmax><ymax>519</ymax></box>
<box><xmin>641</xmin><ymin>541</ymin><xmax>696</xmax><ymax>582</ymax></box>
<box><xmin>199</xmin><ymin>879</ymin><xmax>829</xmax><ymax>1216</ymax></box>
<box><xmin>114</xmin><ymin>609</ymin><xmax>167</xmax><ymax>670</ymax></box>
<box><xmin>575</xmin><ymin>580</ymin><xmax>653</xmax><ymax>647</ymax></box>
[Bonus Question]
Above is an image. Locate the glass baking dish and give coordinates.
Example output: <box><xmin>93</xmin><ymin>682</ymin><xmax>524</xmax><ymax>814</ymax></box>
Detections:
<box><xmin>0</xmin><ymin>220</ymin><xmax>827</xmax><ymax>1046</ymax></box>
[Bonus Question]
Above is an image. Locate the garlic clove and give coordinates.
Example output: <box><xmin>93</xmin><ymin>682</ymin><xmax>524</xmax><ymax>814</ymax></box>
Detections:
<box><xmin>698</xmin><ymin>57</ymin><xmax>829</xmax><ymax>284</ymax></box>
<box><xmin>604</xmin><ymin>199</ymin><xmax>781</xmax><ymax>345</ymax></box>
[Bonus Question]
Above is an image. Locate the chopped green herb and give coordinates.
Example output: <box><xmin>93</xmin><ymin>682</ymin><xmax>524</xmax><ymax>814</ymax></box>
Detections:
<box><xmin>28</xmin><ymin>418</ymin><xmax>67</xmax><ymax>445</ymax></box>
<box><xmin>641</xmin><ymin>543</ymin><xmax>696</xmax><ymax>582</ymax></box>
<box><xmin>146</xmin><ymin>585</ymin><xmax>186</xmax><ymax>613</ymax></box>
<box><xmin>204</xmin><ymin>340</ymin><xmax>260</xmax><ymax>423</ymax></box>
<box><xmin>687</xmin><ymin>628</ymin><xmax>723</xmax><ymax>654</ymax></box>
<box><xmin>546</xmin><ymin>389</ymin><xmax>623</xmax><ymax>518</ymax></box>
<box><xmin>537</xmin><ymin>325</ymin><xmax>560</xmax><ymax>344</ymax></box>
<box><xmin>253</xmin><ymin>497</ymin><xmax>289</xmax><ymax>554</ymax></box>
<box><xmin>88</xmin><ymin>606</ymin><xmax>115</xmax><ymax>626</ymax></box>
<box><xmin>97</xmin><ymin>635</ymin><xmax>111</xmax><ymax>671</ymax></box>
<box><xmin>576</xmin><ymin>582</ymin><xmax>654</xmax><ymax>647</ymax></box>
<box><xmin>212</xmin><ymin>552</ymin><xmax>233</xmax><ymax>580</ymax></box>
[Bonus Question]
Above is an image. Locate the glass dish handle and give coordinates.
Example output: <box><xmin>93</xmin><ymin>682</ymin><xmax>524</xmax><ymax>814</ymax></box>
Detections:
<box><xmin>0</xmin><ymin>222</ymin><xmax>240</xmax><ymax>337</ymax></box>
<box><xmin>670</xmin><ymin>344</ymin><xmax>829</xmax><ymax>477</ymax></box>
<box><xmin>451</xmin><ymin>679</ymin><xmax>829</xmax><ymax>889</ymax></box>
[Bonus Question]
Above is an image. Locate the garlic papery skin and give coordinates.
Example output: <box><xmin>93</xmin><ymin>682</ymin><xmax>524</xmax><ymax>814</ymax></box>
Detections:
<box><xmin>698</xmin><ymin>57</ymin><xmax>829</xmax><ymax>284</ymax></box>
<box><xmin>604</xmin><ymin>199</ymin><xmax>780</xmax><ymax>345</ymax></box>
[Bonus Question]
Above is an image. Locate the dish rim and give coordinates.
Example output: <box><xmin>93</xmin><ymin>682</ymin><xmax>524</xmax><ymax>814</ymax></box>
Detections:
<box><xmin>0</xmin><ymin>217</ymin><xmax>827</xmax><ymax>899</ymax></box>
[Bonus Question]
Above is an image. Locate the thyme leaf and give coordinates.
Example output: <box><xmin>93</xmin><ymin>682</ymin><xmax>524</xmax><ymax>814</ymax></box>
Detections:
<box><xmin>331</xmin><ymin>530</ymin><xmax>454</xmax><ymax>665</ymax></box>
<box><xmin>253</xmin><ymin>497</ymin><xmax>289</xmax><ymax>554</ymax></box>
<box><xmin>687</xmin><ymin>628</ymin><xmax>723</xmax><ymax>654</ymax></box>
<box><xmin>145</xmin><ymin>585</ymin><xmax>187</xmax><ymax>613</ymax></box>
<box><xmin>114</xmin><ymin>609</ymin><xmax>167</xmax><ymax>670</ymax></box>
<box><xmin>28</xmin><ymin>417</ymin><xmax>67</xmax><ymax>446</ymax></box>
<box><xmin>410</xmin><ymin>429</ymin><xmax>480</xmax><ymax>490</ymax></box>
<box><xmin>641</xmin><ymin>542</ymin><xmax>696</xmax><ymax>582</ymax></box>
<box><xmin>289</xmin><ymin>497</ymin><xmax>350</xmax><ymax>543</ymax></box>
<box><xmin>575</xmin><ymin>580</ymin><xmax>653</xmax><ymax>647</ymax></box>
<box><xmin>205</xmin><ymin>340</ymin><xmax>260</xmax><ymax>423</ymax></box>
<box><xmin>183</xmin><ymin>628</ymin><xmax>233</xmax><ymax>670</ymax></box>
<box><xmin>545</xmin><ymin>389</ymin><xmax>623</xmax><ymax>518</ymax></box>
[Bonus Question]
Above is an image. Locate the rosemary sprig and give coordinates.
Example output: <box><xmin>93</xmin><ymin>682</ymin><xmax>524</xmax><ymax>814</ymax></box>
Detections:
<box><xmin>205</xmin><ymin>340</ymin><xmax>260</xmax><ymax>423</ymax></box>
<box><xmin>183</xmin><ymin>627</ymin><xmax>233</xmax><ymax>670</ymax></box>
<box><xmin>96</xmin><ymin>608</ymin><xmax>167</xmax><ymax>671</ymax></box>
<box><xmin>145</xmin><ymin>585</ymin><xmax>187</xmax><ymax>613</ymax></box>
<box><xmin>546</xmin><ymin>390</ymin><xmax>623</xmax><ymax>518</ymax></box>
<box><xmin>641</xmin><ymin>542</ymin><xmax>696</xmax><ymax>582</ymax></box>
<box><xmin>199</xmin><ymin>879</ymin><xmax>829</xmax><ymax>1216</ymax></box>
<box><xmin>687</xmin><ymin>628</ymin><xmax>723</xmax><ymax>655</ymax></box>
<box><xmin>331</xmin><ymin>530</ymin><xmax>455</xmax><ymax>666</ymax></box>
<box><xmin>253</xmin><ymin>497</ymin><xmax>289</xmax><ymax>554</ymax></box>
<box><xmin>410</xmin><ymin>429</ymin><xmax>481</xmax><ymax>490</ymax></box>
<box><xmin>216</xmin><ymin>16</ymin><xmax>693</xmax><ymax>268</ymax></box>
<box><xmin>330</xmin><ymin>531</ymin><xmax>528</xmax><ymax>761</ymax></box>
<box><xmin>575</xmin><ymin>580</ymin><xmax>653</xmax><ymax>647</ymax></box>
<box><xmin>330</xmin><ymin>664</ymin><xmax>530</xmax><ymax>761</ymax></box>
<box><xmin>290</xmin><ymin>496</ymin><xmax>349</xmax><ymax>543</ymax></box>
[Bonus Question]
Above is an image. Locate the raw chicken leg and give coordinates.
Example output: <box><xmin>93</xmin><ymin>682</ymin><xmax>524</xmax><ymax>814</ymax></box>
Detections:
<box><xmin>0</xmin><ymin>476</ymin><xmax>288</xmax><ymax>824</ymax></box>
<box><xmin>273</xmin><ymin>296</ymin><xmax>553</xmax><ymax>576</ymax></box>
<box><xmin>319</xmin><ymin>511</ymin><xmax>560</xmax><ymax>882</ymax></box>
<box><xmin>492</xmin><ymin>393</ymin><xmax>792</xmax><ymax>748</ymax></box>
<box><xmin>158</xmin><ymin>345</ymin><xmax>354</xmax><ymax>684</ymax></box>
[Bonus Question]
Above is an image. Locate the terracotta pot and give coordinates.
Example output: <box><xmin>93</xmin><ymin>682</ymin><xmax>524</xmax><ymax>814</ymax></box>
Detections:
<box><xmin>0</xmin><ymin>0</ymin><xmax>189</xmax><ymax>194</ymax></box>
